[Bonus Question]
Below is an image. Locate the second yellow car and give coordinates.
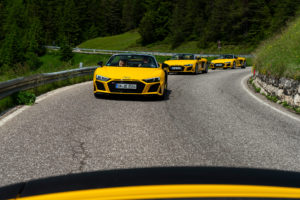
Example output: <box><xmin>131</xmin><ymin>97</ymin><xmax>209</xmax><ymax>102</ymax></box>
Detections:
<box><xmin>164</xmin><ymin>54</ymin><xmax>208</xmax><ymax>74</ymax></box>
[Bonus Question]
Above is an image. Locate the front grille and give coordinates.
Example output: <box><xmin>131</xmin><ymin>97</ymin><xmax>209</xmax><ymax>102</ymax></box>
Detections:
<box><xmin>214</xmin><ymin>63</ymin><xmax>224</xmax><ymax>67</ymax></box>
<box><xmin>108</xmin><ymin>81</ymin><xmax>145</xmax><ymax>93</ymax></box>
<box><xmin>95</xmin><ymin>81</ymin><xmax>105</xmax><ymax>90</ymax></box>
<box><xmin>169</xmin><ymin>65</ymin><xmax>184</xmax><ymax>71</ymax></box>
<box><xmin>148</xmin><ymin>83</ymin><xmax>160</xmax><ymax>92</ymax></box>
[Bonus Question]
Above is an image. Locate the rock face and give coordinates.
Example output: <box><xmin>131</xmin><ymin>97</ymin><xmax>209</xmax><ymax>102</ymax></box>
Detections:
<box><xmin>253</xmin><ymin>73</ymin><xmax>300</xmax><ymax>107</ymax></box>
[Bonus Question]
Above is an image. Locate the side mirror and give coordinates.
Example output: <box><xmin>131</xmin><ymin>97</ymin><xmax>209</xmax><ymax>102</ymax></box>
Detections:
<box><xmin>162</xmin><ymin>63</ymin><xmax>169</xmax><ymax>69</ymax></box>
<box><xmin>97</xmin><ymin>61</ymin><xmax>103</xmax><ymax>67</ymax></box>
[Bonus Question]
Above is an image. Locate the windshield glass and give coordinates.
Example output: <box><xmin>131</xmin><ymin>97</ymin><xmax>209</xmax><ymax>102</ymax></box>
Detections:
<box><xmin>219</xmin><ymin>55</ymin><xmax>234</xmax><ymax>59</ymax></box>
<box><xmin>170</xmin><ymin>54</ymin><xmax>195</xmax><ymax>60</ymax></box>
<box><xmin>106</xmin><ymin>55</ymin><xmax>158</xmax><ymax>68</ymax></box>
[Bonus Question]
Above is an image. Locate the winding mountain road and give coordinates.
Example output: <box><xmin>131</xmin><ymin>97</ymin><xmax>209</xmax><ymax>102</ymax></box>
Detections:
<box><xmin>0</xmin><ymin>68</ymin><xmax>299</xmax><ymax>187</ymax></box>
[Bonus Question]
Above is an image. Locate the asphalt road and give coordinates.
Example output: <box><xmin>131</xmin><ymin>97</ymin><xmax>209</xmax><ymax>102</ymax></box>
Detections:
<box><xmin>0</xmin><ymin>68</ymin><xmax>300</xmax><ymax>187</ymax></box>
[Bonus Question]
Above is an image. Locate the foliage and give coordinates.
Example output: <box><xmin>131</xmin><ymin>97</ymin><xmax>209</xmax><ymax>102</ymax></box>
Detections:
<box><xmin>254</xmin><ymin>16</ymin><xmax>300</xmax><ymax>80</ymax></box>
<box><xmin>13</xmin><ymin>91</ymin><xmax>36</xmax><ymax>105</ymax></box>
<box><xmin>59</xmin><ymin>41</ymin><xmax>74</xmax><ymax>61</ymax></box>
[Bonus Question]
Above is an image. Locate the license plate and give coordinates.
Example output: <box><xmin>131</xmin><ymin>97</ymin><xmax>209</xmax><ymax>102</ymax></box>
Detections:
<box><xmin>215</xmin><ymin>64</ymin><xmax>223</xmax><ymax>67</ymax></box>
<box><xmin>170</xmin><ymin>67</ymin><xmax>182</xmax><ymax>70</ymax></box>
<box><xmin>116</xmin><ymin>83</ymin><xmax>137</xmax><ymax>89</ymax></box>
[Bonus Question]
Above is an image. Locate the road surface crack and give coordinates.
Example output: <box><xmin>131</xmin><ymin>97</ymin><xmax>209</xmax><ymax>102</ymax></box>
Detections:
<box><xmin>70</xmin><ymin>139</ymin><xmax>90</xmax><ymax>173</ymax></box>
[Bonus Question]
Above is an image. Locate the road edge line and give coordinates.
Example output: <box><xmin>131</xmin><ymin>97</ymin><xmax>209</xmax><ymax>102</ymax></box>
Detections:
<box><xmin>241</xmin><ymin>74</ymin><xmax>300</xmax><ymax>123</ymax></box>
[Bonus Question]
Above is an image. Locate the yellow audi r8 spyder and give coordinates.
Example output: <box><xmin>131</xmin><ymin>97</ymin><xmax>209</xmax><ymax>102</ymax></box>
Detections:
<box><xmin>163</xmin><ymin>54</ymin><xmax>208</xmax><ymax>74</ymax></box>
<box><xmin>2</xmin><ymin>167</ymin><xmax>300</xmax><ymax>200</ymax></box>
<box><xmin>93</xmin><ymin>54</ymin><xmax>168</xmax><ymax>99</ymax></box>
<box><xmin>210</xmin><ymin>54</ymin><xmax>246</xmax><ymax>70</ymax></box>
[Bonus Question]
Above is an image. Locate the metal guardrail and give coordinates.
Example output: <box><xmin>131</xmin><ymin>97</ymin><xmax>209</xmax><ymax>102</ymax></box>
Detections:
<box><xmin>45</xmin><ymin>46</ymin><xmax>253</xmax><ymax>58</ymax></box>
<box><xmin>0</xmin><ymin>66</ymin><xmax>97</xmax><ymax>100</ymax></box>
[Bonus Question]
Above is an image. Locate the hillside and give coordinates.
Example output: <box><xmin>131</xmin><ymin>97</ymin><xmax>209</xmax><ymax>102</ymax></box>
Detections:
<box><xmin>254</xmin><ymin>17</ymin><xmax>300</xmax><ymax>80</ymax></box>
<box><xmin>79</xmin><ymin>31</ymin><xmax>254</xmax><ymax>54</ymax></box>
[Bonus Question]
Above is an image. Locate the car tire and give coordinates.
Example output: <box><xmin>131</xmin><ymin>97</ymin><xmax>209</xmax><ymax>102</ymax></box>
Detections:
<box><xmin>94</xmin><ymin>93</ymin><xmax>101</xmax><ymax>98</ymax></box>
<box><xmin>194</xmin><ymin>64</ymin><xmax>199</xmax><ymax>75</ymax></box>
<box><xmin>158</xmin><ymin>79</ymin><xmax>168</xmax><ymax>100</ymax></box>
<box><xmin>232</xmin><ymin>62</ymin><xmax>236</xmax><ymax>69</ymax></box>
<box><xmin>202</xmin><ymin>63</ymin><xmax>208</xmax><ymax>73</ymax></box>
<box><xmin>242</xmin><ymin>61</ymin><xmax>246</xmax><ymax>69</ymax></box>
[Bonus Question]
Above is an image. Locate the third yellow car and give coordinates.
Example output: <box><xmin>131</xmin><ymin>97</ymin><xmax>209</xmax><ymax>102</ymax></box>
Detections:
<box><xmin>210</xmin><ymin>54</ymin><xmax>246</xmax><ymax>70</ymax></box>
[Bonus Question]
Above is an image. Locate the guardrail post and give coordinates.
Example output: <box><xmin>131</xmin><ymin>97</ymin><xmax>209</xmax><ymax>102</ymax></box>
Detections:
<box><xmin>79</xmin><ymin>62</ymin><xmax>83</xmax><ymax>69</ymax></box>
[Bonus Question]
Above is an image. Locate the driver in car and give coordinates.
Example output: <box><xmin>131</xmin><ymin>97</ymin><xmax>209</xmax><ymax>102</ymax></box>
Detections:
<box><xmin>119</xmin><ymin>59</ymin><xmax>127</xmax><ymax>67</ymax></box>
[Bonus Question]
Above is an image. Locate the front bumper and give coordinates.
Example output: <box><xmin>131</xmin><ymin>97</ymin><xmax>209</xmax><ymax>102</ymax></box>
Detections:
<box><xmin>210</xmin><ymin>63</ymin><xmax>231</xmax><ymax>69</ymax></box>
<box><xmin>168</xmin><ymin>65</ymin><xmax>194</xmax><ymax>73</ymax></box>
<box><xmin>93</xmin><ymin>79</ymin><xmax>164</xmax><ymax>96</ymax></box>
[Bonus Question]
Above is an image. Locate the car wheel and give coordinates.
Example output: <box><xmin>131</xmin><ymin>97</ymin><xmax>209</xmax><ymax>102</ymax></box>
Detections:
<box><xmin>158</xmin><ymin>79</ymin><xmax>167</xmax><ymax>100</ymax></box>
<box><xmin>232</xmin><ymin>62</ymin><xmax>236</xmax><ymax>69</ymax></box>
<box><xmin>194</xmin><ymin>64</ymin><xmax>199</xmax><ymax>75</ymax></box>
<box><xmin>242</xmin><ymin>61</ymin><xmax>246</xmax><ymax>69</ymax></box>
<box><xmin>94</xmin><ymin>93</ymin><xmax>101</xmax><ymax>98</ymax></box>
<box><xmin>202</xmin><ymin>63</ymin><xmax>208</xmax><ymax>73</ymax></box>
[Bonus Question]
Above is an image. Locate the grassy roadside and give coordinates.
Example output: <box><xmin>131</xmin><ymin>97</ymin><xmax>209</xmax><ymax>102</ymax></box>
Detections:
<box><xmin>0</xmin><ymin>74</ymin><xmax>92</xmax><ymax>115</ymax></box>
<box><xmin>0</xmin><ymin>51</ymin><xmax>111</xmax><ymax>82</ymax></box>
<box><xmin>254</xmin><ymin>17</ymin><xmax>300</xmax><ymax>80</ymax></box>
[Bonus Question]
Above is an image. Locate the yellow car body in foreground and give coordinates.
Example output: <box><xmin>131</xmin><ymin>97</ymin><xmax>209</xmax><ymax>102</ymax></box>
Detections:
<box><xmin>93</xmin><ymin>54</ymin><xmax>168</xmax><ymax>99</ymax></box>
<box><xmin>210</xmin><ymin>54</ymin><xmax>246</xmax><ymax>70</ymax></box>
<box><xmin>2</xmin><ymin>167</ymin><xmax>300</xmax><ymax>200</ymax></box>
<box><xmin>164</xmin><ymin>54</ymin><xmax>208</xmax><ymax>74</ymax></box>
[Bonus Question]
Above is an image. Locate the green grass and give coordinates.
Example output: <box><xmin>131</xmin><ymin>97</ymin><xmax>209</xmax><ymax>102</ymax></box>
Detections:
<box><xmin>79</xmin><ymin>30</ymin><xmax>254</xmax><ymax>55</ymax></box>
<box><xmin>79</xmin><ymin>30</ymin><xmax>141</xmax><ymax>50</ymax></box>
<box><xmin>0</xmin><ymin>51</ymin><xmax>111</xmax><ymax>82</ymax></box>
<box><xmin>254</xmin><ymin>17</ymin><xmax>300</xmax><ymax>80</ymax></box>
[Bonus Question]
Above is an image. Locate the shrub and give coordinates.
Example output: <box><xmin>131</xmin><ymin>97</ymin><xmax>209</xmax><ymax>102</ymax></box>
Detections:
<box><xmin>13</xmin><ymin>91</ymin><xmax>36</xmax><ymax>105</ymax></box>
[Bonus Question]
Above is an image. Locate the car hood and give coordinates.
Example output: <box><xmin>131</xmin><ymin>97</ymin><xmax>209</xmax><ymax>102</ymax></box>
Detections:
<box><xmin>164</xmin><ymin>60</ymin><xmax>196</xmax><ymax>66</ymax></box>
<box><xmin>211</xmin><ymin>59</ymin><xmax>234</xmax><ymax>63</ymax></box>
<box><xmin>95</xmin><ymin>66</ymin><xmax>163</xmax><ymax>80</ymax></box>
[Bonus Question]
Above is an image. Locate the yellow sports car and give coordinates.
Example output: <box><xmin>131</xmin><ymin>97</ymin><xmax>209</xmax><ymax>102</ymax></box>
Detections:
<box><xmin>93</xmin><ymin>54</ymin><xmax>168</xmax><ymax>99</ymax></box>
<box><xmin>210</xmin><ymin>54</ymin><xmax>246</xmax><ymax>70</ymax></box>
<box><xmin>2</xmin><ymin>167</ymin><xmax>300</xmax><ymax>200</ymax></box>
<box><xmin>163</xmin><ymin>54</ymin><xmax>208</xmax><ymax>74</ymax></box>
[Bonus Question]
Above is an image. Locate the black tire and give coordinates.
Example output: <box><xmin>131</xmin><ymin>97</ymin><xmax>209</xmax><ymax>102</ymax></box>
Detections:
<box><xmin>242</xmin><ymin>61</ymin><xmax>246</xmax><ymax>69</ymax></box>
<box><xmin>202</xmin><ymin>63</ymin><xmax>208</xmax><ymax>73</ymax></box>
<box><xmin>94</xmin><ymin>93</ymin><xmax>101</xmax><ymax>98</ymax></box>
<box><xmin>232</xmin><ymin>62</ymin><xmax>236</xmax><ymax>69</ymax></box>
<box><xmin>194</xmin><ymin>64</ymin><xmax>199</xmax><ymax>75</ymax></box>
<box><xmin>158</xmin><ymin>79</ymin><xmax>168</xmax><ymax>100</ymax></box>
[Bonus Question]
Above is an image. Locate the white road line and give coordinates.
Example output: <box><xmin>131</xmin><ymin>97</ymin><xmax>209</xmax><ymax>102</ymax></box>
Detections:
<box><xmin>0</xmin><ymin>106</ymin><xmax>29</xmax><ymax>127</ymax></box>
<box><xmin>241</xmin><ymin>74</ymin><xmax>300</xmax><ymax>123</ymax></box>
<box><xmin>0</xmin><ymin>81</ymin><xmax>92</xmax><ymax>127</ymax></box>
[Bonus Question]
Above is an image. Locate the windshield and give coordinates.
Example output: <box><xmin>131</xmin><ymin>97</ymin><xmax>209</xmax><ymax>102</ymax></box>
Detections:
<box><xmin>219</xmin><ymin>55</ymin><xmax>234</xmax><ymax>59</ymax></box>
<box><xmin>170</xmin><ymin>54</ymin><xmax>195</xmax><ymax>60</ymax></box>
<box><xmin>106</xmin><ymin>55</ymin><xmax>158</xmax><ymax>68</ymax></box>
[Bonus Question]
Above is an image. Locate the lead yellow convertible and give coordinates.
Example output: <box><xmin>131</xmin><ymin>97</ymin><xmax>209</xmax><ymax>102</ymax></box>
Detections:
<box><xmin>93</xmin><ymin>54</ymin><xmax>168</xmax><ymax>99</ymax></box>
<box><xmin>164</xmin><ymin>54</ymin><xmax>208</xmax><ymax>74</ymax></box>
<box><xmin>210</xmin><ymin>54</ymin><xmax>246</xmax><ymax>70</ymax></box>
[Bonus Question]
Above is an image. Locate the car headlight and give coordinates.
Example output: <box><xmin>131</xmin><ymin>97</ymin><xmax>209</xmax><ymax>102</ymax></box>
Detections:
<box><xmin>184</xmin><ymin>64</ymin><xmax>193</xmax><ymax>67</ymax></box>
<box><xmin>143</xmin><ymin>77</ymin><xmax>160</xmax><ymax>83</ymax></box>
<box><xmin>96</xmin><ymin>75</ymin><xmax>110</xmax><ymax>81</ymax></box>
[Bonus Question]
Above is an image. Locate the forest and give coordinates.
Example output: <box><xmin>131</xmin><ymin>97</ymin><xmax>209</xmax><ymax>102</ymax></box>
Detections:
<box><xmin>0</xmin><ymin>0</ymin><xmax>299</xmax><ymax>71</ymax></box>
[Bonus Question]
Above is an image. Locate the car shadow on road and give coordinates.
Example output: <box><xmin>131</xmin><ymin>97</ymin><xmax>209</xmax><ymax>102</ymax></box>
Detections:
<box><xmin>94</xmin><ymin>90</ymin><xmax>172</xmax><ymax>102</ymax></box>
